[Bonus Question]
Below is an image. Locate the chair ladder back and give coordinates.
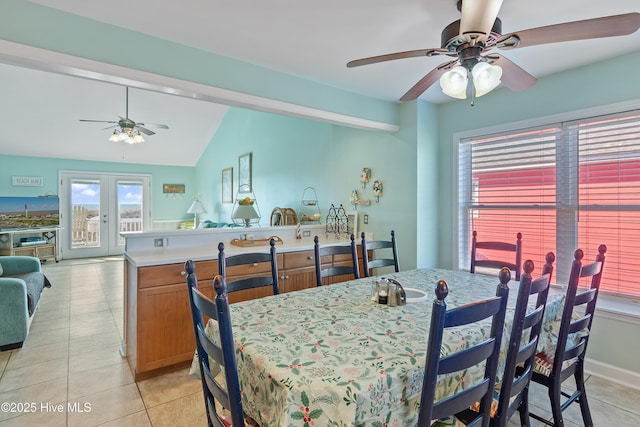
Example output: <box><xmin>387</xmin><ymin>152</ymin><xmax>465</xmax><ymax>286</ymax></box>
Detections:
<box><xmin>314</xmin><ymin>234</ymin><xmax>360</xmax><ymax>286</ymax></box>
<box><xmin>185</xmin><ymin>260</ymin><xmax>244</xmax><ymax>427</ymax></box>
<box><xmin>360</xmin><ymin>230</ymin><xmax>400</xmax><ymax>277</ymax></box>
<box><xmin>417</xmin><ymin>273</ymin><xmax>509</xmax><ymax>427</ymax></box>
<box><xmin>495</xmin><ymin>260</ymin><xmax>551</xmax><ymax>427</ymax></box>
<box><xmin>471</xmin><ymin>231</ymin><xmax>523</xmax><ymax>280</ymax></box>
<box><xmin>529</xmin><ymin>244</ymin><xmax>606</xmax><ymax>427</ymax></box>
<box><xmin>555</xmin><ymin>246</ymin><xmax>606</xmax><ymax>370</ymax></box>
<box><xmin>218</xmin><ymin>240</ymin><xmax>280</xmax><ymax>296</ymax></box>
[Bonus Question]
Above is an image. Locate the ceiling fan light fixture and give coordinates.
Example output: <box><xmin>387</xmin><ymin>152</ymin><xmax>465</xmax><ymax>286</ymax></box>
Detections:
<box><xmin>108</xmin><ymin>130</ymin><xmax>121</xmax><ymax>142</ymax></box>
<box><xmin>439</xmin><ymin>66</ymin><xmax>468</xmax><ymax>99</ymax></box>
<box><xmin>132</xmin><ymin>132</ymin><xmax>145</xmax><ymax>144</ymax></box>
<box><xmin>471</xmin><ymin>61</ymin><xmax>502</xmax><ymax>97</ymax></box>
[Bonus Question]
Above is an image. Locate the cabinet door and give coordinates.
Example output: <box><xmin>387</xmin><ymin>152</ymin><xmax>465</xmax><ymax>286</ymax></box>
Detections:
<box><xmin>137</xmin><ymin>282</ymin><xmax>214</xmax><ymax>373</ymax></box>
<box><xmin>35</xmin><ymin>244</ymin><xmax>56</xmax><ymax>260</ymax></box>
<box><xmin>280</xmin><ymin>251</ymin><xmax>316</xmax><ymax>292</ymax></box>
<box><xmin>279</xmin><ymin>267</ymin><xmax>316</xmax><ymax>293</ymax></box>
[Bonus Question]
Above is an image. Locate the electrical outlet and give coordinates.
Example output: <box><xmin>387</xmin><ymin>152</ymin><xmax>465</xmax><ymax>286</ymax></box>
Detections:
<box><xmin>363</xmin><ymin>214</ymin><xmax>369</xmax><ymax>224</ymax></box>
<box><xmin>154</xmin><ymin>238</ymin><xmax>164</xmax><ymax>247</ymax></box>
<box><xmin>302</xmin><ymin>230</ymin><xmax>311</xmax><ymax>237</ymax></box>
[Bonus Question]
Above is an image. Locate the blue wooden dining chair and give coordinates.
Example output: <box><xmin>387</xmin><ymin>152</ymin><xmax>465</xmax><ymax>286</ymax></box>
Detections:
<box><xmin>471</xmin><ymin>231</ymin><xmax>523</xmax><ymax>280</ymax></box>
<box><xmin>360</xmin><ymin>230</ymin><xmax>399</xmax><ymax>277</ymax></box>
<box><xmin>314</xmin><ymin>234</ymin><xmax>360</xmax><ymax>286</ymax></box>
<box><xmin>493</xmin><ymin>257</ymin><xmax>552</xmax><ymax>427</ymax></box>
<box><xmin>218</xmin><ymin>239</ymin><xmax>280</xmax><ymax>296</ymax></box>
<box><xmin>530</xmin><ymin>245</ymin><xmax>606</xmax><ymax>427</ymax></box>
<box><xmin>185</xmin><ymin>261</ymin><xmax>244</xmax><ymax>427</ymax></box>
<box><xmin>417</xmin><ymin>271</ymin><xmax>510</xmax><ymax>427</ymax></box>
<box><xmin>457</xmin><ymin>256</ymin><xmax>553</xmax><ymax>427</ymax></box>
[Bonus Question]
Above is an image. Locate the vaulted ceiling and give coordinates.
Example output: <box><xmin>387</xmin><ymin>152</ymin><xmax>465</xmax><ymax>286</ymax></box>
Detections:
<box><xmin>2</xmin><ymin>0</ymin><xmax>638</xmax><ymax>166</ymax></box>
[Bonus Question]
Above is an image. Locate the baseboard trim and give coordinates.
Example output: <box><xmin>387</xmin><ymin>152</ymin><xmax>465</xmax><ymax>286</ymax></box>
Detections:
<box><xmin>585</xmin><ymin>358</ymin><xmax>640</xmax><ymax>391</ymax></box>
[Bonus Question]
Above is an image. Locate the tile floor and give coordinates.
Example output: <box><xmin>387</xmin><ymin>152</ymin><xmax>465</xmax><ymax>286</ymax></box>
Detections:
<box><xmin>0</xmin><ymin>257</ymin><xmax>638</xmax><ymax>426</ymax></box>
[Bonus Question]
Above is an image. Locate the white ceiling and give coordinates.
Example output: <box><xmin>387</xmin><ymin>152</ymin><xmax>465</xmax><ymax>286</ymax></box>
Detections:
<box><xmin>2</xmin><ymin>0</ymin><xmax>639</xmax><ymax>166</ymax></box>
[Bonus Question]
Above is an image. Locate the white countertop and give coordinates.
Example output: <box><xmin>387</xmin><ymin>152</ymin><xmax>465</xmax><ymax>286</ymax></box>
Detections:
<box><xmin>123</xmin><ymin>225</ymin><xmax>359</xmax><ymax>267</ymax></box>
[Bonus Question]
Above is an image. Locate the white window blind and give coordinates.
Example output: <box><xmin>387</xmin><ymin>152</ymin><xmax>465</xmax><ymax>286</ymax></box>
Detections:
<box><xmin>458</xmin><ymin>110</ymin><xmax>640</xmax><ymax>298</ymax></box>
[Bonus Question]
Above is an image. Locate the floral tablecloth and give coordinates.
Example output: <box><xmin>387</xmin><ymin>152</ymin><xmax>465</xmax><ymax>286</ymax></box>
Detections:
<box><xmin>199</xmin><ymin>268</ymin><xmax>564</xmax><ymax>427</ymax></box>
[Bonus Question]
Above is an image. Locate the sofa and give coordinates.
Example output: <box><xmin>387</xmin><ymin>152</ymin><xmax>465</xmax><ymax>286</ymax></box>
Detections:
<box><xmin>0</xmin><ymin>256</ymin><xmax>51</xmax><ymax>351</ymax></box>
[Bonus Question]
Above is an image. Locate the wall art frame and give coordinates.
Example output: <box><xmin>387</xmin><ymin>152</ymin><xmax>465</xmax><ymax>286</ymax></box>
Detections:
<box><xmin>162</xmin><ymin>183</ymin><xmax>185</xmax><ymax>194</ymax></box>
<box><xmin>222</xmin><ymin>167</ymin><xmax>233</xmax><ymax>203</ymax></box>
<box><xmin>238</xmin><ymin>152</ymin><xmax>252</xmax><ymax>193</ymax></box>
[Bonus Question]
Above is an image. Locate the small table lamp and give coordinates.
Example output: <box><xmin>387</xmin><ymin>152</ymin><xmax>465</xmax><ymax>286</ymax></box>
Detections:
<box><xmin>231</xmin><ymin>185</ymin><xmax>261</xmax><ymax>227</ymax></box>
<box><xmin>187</xmin><ymin>200</ymin><xmax>207</xmax><ymax>229</ymax></box>
<box><xmin>232</xmin><ymin>203</ymin><xmax>260</xmax><ymax>227</ymax></box>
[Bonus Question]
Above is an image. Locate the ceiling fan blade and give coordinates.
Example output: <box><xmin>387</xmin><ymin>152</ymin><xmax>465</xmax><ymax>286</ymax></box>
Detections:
<box><xmin>100</xmin><ymin>125</ymin><xmax>118</xmax><ymax>131</ymax></box>
<box><xmin>137</xmin><ymin>122</ymin><xmax>169</xmax><ymax>129</ymax></box>
<box><xmin>490</xmin><ymin>55</ymin><xmax>537</xmax><ymax>91</ymax></box>
<box><xmin>459</xmin><ymin>0</ymin><xmax>503</xmax><ymax>42</ymax></box>
<box><xmin>79</xmin><ymin>119</ymin><xmax>118</xmax><ymax>124</ymax></box>
<box><xmin>400</xmin><ymin>60</ymin><xmax>457</xmax><ymax>101</ymax></box>
<box><xmin>499</xmin><ymin>13</ymin><xmax>640</xmax><ymax>49</ymax></box>
<box><xmin>135</xmin><ymin>126</ymin><xmax>156</xmax><ymax>136</ymax></box>
<box><xmin>347</xmin><ymin>48</ymin><xmax>448</xmax><ymax>68</ymax></box>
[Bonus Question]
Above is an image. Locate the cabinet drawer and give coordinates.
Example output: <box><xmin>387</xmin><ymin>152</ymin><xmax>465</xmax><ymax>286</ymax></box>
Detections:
<box><xmin>226</xmin><ymin>261</ymin><xmax>270</xmax><ymax>276</ymax></box>
<box><xmin>283</xmin><ymin>250</ymin><xmax>315</xmax><ymax>269</ymax></box>
<box><xmin>333</xmin><ymin>253</ymin><xmax>354</xmax><ymax>263</ymax></box>
<box><xmin>138</xmin><ymin>260</ymin><xmax>218</xmax><ymax>289</ymax></box>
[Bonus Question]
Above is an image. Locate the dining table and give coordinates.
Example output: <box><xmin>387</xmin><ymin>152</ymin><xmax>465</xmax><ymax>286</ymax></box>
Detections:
<box><xmin>193</xmin><ymin>268</ymin><xmax>566</xmax><ymax>427</ymax></box>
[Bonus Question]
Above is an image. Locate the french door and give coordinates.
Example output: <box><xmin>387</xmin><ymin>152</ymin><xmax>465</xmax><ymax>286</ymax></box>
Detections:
<box><xmin>59</xmin><ymin>171</ymin><xmax>151</xmax><ymax>258</ymax></box>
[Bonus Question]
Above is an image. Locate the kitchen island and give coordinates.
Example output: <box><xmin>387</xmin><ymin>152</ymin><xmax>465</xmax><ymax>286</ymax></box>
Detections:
<box><xmin>122</xmin><ymin>224</ymin><xmax>364</xmax><ymax>380</ymax></box>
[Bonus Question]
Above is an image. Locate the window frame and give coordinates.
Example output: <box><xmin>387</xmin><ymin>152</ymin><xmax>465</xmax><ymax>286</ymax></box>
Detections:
<box><xmin>453</xmin><ymin>99</ymin><xmax>640</xmax><ymax>306</ymax></box>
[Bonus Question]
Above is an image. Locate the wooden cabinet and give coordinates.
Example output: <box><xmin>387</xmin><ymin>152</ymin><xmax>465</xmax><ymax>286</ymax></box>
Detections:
<box><xmin>124</xmin><ymin>244</ymin><xmax>361</xmax><ymax>380</ymax></box>
<box><xmin>126</xmin><ymin>259</ymin><xmax>218</xmax><ymax>380</ymax></box>
<box><xmin>125</xmin><ymin>251</ymin><xmax>317</xmax><ymax>380</ymax></box>
<box><xmin>0</xmin><ymin>228</ymin><xmax>58</xmax><ymax>262</ymax></box>
<box><xmin>279</xmin><ymin>250</ymin><xmax>316</xmax><ymax>293</ymax></box>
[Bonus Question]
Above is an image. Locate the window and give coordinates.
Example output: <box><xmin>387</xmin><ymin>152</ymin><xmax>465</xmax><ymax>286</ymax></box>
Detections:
<box><xmin>458</xmin><ymin>110</ymin><xmax>640</xmax><ymax>298</ymax></box>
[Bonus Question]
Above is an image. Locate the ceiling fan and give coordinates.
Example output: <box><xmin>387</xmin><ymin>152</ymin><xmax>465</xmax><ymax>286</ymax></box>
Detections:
<box><xmin>347</xmin><ymin>0</ymin><xmax>640</xmax><ymax>102</ymax></box>
<box><xmin>79</xmin><ymin>86</ymin><xmax>169</xmax><ymax>144</ymax></box>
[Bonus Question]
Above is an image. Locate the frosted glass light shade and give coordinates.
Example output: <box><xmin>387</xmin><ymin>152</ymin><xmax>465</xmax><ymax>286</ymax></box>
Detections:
<box><xmin>132</xmin><ymin>133</ymin><xmax>145</xmax><ymax>144</ymax></box>
<box><xmin>187</xmin><ymin>201</ymin><xmax>207</xmax><ymax>215</ymax></box>
<box><xmin>440</xmin><ymin>66</ymin><xmax>468</xmax><ymax>99</ymax></box>
<box><xmin>472</xmin><ymin>62</ymin><xmax>502</xmax><ymax>97</ymax></box>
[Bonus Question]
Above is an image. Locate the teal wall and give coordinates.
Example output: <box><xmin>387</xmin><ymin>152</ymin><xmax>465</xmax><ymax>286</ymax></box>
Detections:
<box><xmin>194</xmin><ymin>107</ymin><xmax>420</xmax><ymax>271</ymax></box>
<box><xmin>0</xmin><ymin>154</ymin><xmax>195</xmax><ymax>220</ymax></box>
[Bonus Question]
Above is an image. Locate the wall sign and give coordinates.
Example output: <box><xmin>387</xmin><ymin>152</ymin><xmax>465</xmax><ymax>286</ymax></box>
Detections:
<box><xmin>162</xmin><ymin>184</ymin><xmax>185</xmax><ymax>194</ymax></box>
<box><xmin>12</xmin><ymin>176</ymin><xmax>44</xmax><ymax>187</ymax></box>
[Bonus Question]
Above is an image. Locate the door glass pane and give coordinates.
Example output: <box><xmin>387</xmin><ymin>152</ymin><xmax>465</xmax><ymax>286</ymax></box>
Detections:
<box><xmin>117</xmin><ymin>182</ymin><xmax>143</xmax><ymax>246</ymax></box>
<box><xmin>71</xmin><ymin>179</ymin><xmax>101</xmax><ymax>248</ymax></box>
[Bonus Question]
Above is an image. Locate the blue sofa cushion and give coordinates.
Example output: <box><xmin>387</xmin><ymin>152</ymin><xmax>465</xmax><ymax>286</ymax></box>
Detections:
<box><xmin>6</xmin><ymin>272</ymin><xmax>51</xmax><ymax>316</ymax></box>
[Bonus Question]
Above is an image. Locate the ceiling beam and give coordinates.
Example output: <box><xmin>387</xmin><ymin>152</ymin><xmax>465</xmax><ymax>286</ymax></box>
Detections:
<box><xmin>0</xmin><ymin>40</ymin><xmax>399</xmax><ymax>133</ymax></box>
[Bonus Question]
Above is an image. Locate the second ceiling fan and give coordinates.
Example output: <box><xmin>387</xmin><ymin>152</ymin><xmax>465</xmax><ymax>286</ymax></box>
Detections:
<box><xmin>80</xmin><ymin>86</ymin><xmax>169</xmax><ymax>144</ymax></box>
<box><xmin>347</xmin><ymin>0</ymin><xmax>640</xmax><ymax>101</ymax></box>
